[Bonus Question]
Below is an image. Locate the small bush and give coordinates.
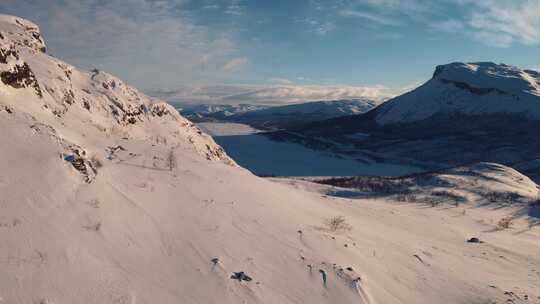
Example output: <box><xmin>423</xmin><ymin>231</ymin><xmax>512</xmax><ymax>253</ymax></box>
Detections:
<box><xmin>483</xmin><ymin>191</ymin><xmax>520</xmax><ymax>204</ymax></box>
<box><xmin>166</xmin><ymin>149</ymin><xmax>176</xmax><ymax>171</ymax></box>
<box><xmin>431</xmin><ymin>190</ymin><xmax>463</xmax><ymax>206</ymax></box>
<box><xmin>497</xmin><ymin>217</ymin><xmax>513</xmax><ymax>230</ymax></box>
<box><xmin>396</xmin><ymin>192</ymin><xmax>417</xmax><ymax>202</ymax></box>
<box><xmin>421</xmin><ymin>196</ymin><xmax>443</xmax><ymax>207</ymax></box>
<box><xmin>325</xmin><ymin>216</ymin><xmax>352</xmax><ymax>232</ymax></box>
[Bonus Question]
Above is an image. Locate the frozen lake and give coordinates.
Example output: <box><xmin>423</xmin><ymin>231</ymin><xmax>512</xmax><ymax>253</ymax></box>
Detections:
<box><xmin>201</xmin><ymin>123</ymin><xmax>422</xmax><ymax>177</ymax></box>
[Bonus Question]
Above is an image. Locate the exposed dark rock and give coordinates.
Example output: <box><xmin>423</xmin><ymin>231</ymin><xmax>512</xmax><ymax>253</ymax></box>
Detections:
<box><xmin>439</xmin><ymin>78</ymin><xmax>507</xmax><ymax>95</ymax></box>
<box><xmin>467</xmin><ymin>237</ymin><xmax>482</xmax><ymax>243</ymax></box>
<box><xmin>0</xmin><ymin>62</ymin><xmax>42</xmax><ymax>97</ymax></box>
<box><xmin>150</xmin><ymin>104</ymin><xmax>171</xmax><ymax>117</ymax></box>
<box><xmin>230</xmin><ymin>271</ymin><xmax>252</xmax><ymax>282</ymax></box>
<box><xmin>83</xmin><ymin>99</ymin><xmax>90</xmax><ymax>111</ymax></box>
<box><xmin>0</xmin><ymin>44</ymin><xmax>19</xmax><ymax>64</ymax></box>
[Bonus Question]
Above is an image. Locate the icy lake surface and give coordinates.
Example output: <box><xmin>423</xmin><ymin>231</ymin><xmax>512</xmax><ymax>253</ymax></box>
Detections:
<box><xmin>200</xmin><ymin>123</ymin><xmax>421</xmax><ymax>176</ymax></box>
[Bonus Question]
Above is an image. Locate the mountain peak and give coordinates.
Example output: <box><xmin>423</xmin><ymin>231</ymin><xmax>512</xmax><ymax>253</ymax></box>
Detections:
<box><xmin>432</xmin><ymin>62</ymin><xmax>540</xmax><ymax>97</ymax></box>
<box><xmin>373</xmin><ymin>62</ymin><xmax>540</xmax><ymax>125</ymax></box>
<box><xmin>0</xmin><ymin>14</ymin><xmax>46</xmax><ymax>53</ymax></box>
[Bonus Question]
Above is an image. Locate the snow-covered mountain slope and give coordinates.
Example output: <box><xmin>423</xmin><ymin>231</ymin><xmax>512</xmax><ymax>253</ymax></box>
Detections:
<box><xmin>182</xmin><ymin>98</ymin><xmax>381</xmax><ymax>130</ymax></box>
<box><xmin>1</xmin><ymin>16</ymin><xmax>540</xmax><ymax>304</ymax></box>
<box><xmin>0</xmin><ymin>15</ymin><xmax>233</xmax><ymax>167</ymax></box>
<box><xmin>375</xmin><ymin>62</ymin><xmax>540</xmax><ymax>125</ymax></box>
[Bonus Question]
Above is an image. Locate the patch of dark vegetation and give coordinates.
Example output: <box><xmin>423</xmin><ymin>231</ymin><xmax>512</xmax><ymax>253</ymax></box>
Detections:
<box><xmin>314</xmin><ymin>172</ymin><xmax>450</xmax><ymax>195</ymax></box>
<box><xmin>482</xmin><ymin>191</ymin><xmax>523</xmax><ymax>206</ymax></box>
<box><xmin>431</xmin><ymin>190</ymin><xmax>465</xmax><ymax>205</ymax></box>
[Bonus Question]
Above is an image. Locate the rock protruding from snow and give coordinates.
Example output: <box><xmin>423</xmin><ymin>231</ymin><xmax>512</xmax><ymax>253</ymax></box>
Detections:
<box><xmin>0</xmin><ymin>14</ymin><xmax>234</xmax><ymax>165</ymax></box>
<box><xmin>375</xmin><ymin>62</ymin><xmax>540</xmax><ymax>125</ymax></box>
<box><xmin>0</xmin><ymin>15</ymin><xmax>46</xmax><ymax>53</ymax></box>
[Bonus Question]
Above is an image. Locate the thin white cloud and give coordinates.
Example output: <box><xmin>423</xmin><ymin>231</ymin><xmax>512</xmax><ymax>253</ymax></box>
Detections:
<box><xmin>0</xmin><ymin>0</ymin><xmax>246</xmax><ymax>88</ymax></box>
<box><xmin>329</xmin><ymin>0</ymin><xmax>540</xmax><ymax>47</ymax></box>
<box><xmin>225</xmin><ymin>5</ymin><xmax>243</xmax><ymax>15</ymax></box>
<box><xmin>464</xmin><ymin>0</ymin><xmax>540</xmax><ymax>47</ymax></box>
<box><xmin>203</xmin><ymin>4</ymin><xmax>219</xmax><ymax>9</ymax></box>
<box><xmin>430</xmin><ymin>19</ymin><xmax>464</xmax><ymax>33</ymax></box>
<box><xmin>339</xmin><ymin>10</ymin><xmax>401</xmax><ymax>26</ymax></box>
<box><xmin>148</xmin><ymin>84</ymin><xmax>393</xmax><ymax>106</ymax></box>
<box><xmin>269</xmin><ymin>78</ymin><xmax>295</xmax><ymax>85</ymax></box>
<box><xmin>315</xmin><ymin>22</ymin><xmax>336</xmax><ymax>35</ymax></box>
<box><xmin>221</xmin><ymin>57</ymin><xmax>248</xmax><ymax>73</ymax></box>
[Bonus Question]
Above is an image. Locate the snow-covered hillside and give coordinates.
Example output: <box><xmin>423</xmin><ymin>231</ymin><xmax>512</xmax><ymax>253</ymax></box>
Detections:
<box><xmin>0</xmin><ymin>15</ymin><xmax>233</xmax><ymax>168</ymax></box>
<box><xmin>1</xmin><ymin>16</ymin><xmax>539</xmax><ymax>304</ymax></box>
<box><xmin>375</xmin><ymin>62</ymin><xmax>540</xmax><ymax>125</ymax></box>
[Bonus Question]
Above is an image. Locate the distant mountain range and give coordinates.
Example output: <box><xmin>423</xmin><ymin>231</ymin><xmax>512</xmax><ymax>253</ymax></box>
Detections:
<box><xmin>179</xmin><ymin>98</ymin><xmax>382</xmax><ymax>129</ymax></box>
<box><xmin>265</xmin><ymin>62</ymin><xmax>540</xmax><ymax>181</ymax></box>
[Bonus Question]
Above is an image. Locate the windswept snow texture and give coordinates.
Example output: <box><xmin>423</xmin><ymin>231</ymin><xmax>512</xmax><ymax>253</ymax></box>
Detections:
<box><xmin>1</xmin><ymin>16</ymin><xmax>540</xmax><ymax>304</ymax></box>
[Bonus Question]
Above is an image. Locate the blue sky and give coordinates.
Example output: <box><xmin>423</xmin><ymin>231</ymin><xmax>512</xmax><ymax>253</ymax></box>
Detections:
<box><xmin>1</xmin><ymin>0</ymin><xmax>540</xmax><ymax>102</ymax></box>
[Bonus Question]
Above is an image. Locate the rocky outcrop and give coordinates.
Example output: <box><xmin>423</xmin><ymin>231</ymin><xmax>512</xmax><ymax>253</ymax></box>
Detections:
<box><xmin>0</xmin><ymin>14</ymin><xmax>236</xmax><ymax>165</ymax></box>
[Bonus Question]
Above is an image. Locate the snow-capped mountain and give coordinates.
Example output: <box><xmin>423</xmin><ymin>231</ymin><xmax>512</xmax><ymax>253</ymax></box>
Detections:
<box><xmin>375</xmin><ymin>62</ymin><xmax>540</xmax><ymax>125</ymax></box>
<box><xmin>266</xmin><ymin>62</ymin><xmax>540</xmax><ymax>182</ymax></box>
<box><xmin>1</xmin><ymin>16</ymin><xmax>539</xmax><ymax>304</ymax></box>
<box><xmin>178</xmin><ymin>103</ymin><xmax>268</xmax><ymax>120</ymax></box>
<box><xmin>181</xmin><ymin>98</ymin><xmax>381</xmax><ymax>129</ymax></box>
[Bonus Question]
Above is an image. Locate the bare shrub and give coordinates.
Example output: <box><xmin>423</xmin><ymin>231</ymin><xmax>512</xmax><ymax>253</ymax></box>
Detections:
<box><xmin>497</xmin><ymin>217</ymin><xmax>513</xmax><ymax>230</ymax></box>
<box><xmin>431</xmin><ymin>190</ymin><xmax>463</xmax><ymax>206</ymax></box>
<box><xmin>483</xmin><ymin>191</ymin><xmax>520</xmax><ymax>205</ymax></box>
<box><xmin>166</xmin><ymin>149</ymin><xmax>176</xmax><ymax>171</ymax></box>
<box><xmin>325</xmin><ymin>216</ymin><xmax>352</xmax><ymax>232</ymax></box>
<box><xmin>422</xmin><ymin>197</ymin><xmax>443</xmax><ymax>207</ymax></box>
<box><xmin>396</xmin><ymin>192</ymin><xmax>417</xmax><ymax>202</ymax></box>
